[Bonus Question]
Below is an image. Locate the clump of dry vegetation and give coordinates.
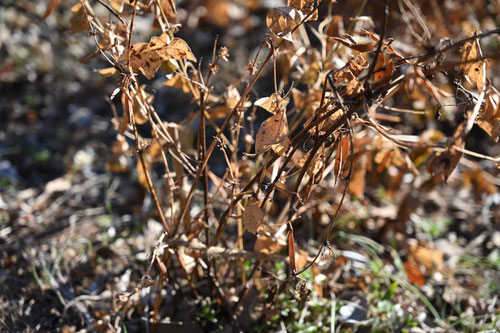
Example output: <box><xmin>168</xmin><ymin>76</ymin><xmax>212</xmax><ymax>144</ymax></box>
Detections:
<box><xmin>1</xmin><ymin>0</ymin><xmax>499</xmax><ymax>332</ymax></box>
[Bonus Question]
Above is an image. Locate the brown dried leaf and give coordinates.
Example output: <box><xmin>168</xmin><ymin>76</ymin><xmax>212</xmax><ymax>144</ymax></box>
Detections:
<box><xmin>287</xmin><ymin>0</ymin><xmax>318</xmax><ymax>21</ymax></box>
<box><xmin>461</xmin><ymin>41</ymin><xmax>477</xmax><ymax>75</ymax></box>
<box><xmin>70</xmin><ymin>1</ymin><xmax>92</xmax><ymax>34</ymax></box>
<box><xmin>463</xmin><ymin>167</ymin><xmax>498</xmax><ymax>196</ymax></box>
<box><xmin>374</xmin><ymin>52</ymin><xmax>386</xmax><ymax>83</ymax></box>
<box><xmin>348</xmin><ymin>154</ymin><xmax>366</xmax><ymax>198</ymax></box>
<box><xmin>384</xmin><ymin>58</ymin><xmax>394</xmax><ymax>79</ymax></box>
<box><xmin>475</xmin><ymin>61</ymin><xmax>486</xmax><ymax>93</ymax></box>
<box><xmin>334</xmin><ymin>54</ymin><xmax>367</xmax><ymax>84</ymax></box>
<box><xmin>118</xmin><ymin>93</ymin><xmax>132</xmax><ymax>134</ymax></box>
<box><xmin>254</xmin><ymin>93</ymin><xmax>288</xmax><ymax>114</ymax></box>
<box><xmin>346</xmin><ymin>77</ymin><xmax>364</xmax><ymax>96</ymax></box>
<box><xmin>349</xmin><ymin>54</ymin><xmax>368</xmax><ymax>76</ymax></box>
<box><xmin>409</xmin><ymin>243</ymin><xmax>443</xmax><ymax>271</ymax></box>
<box><xmin>255</xmin><ymin>110</ymin><xmax>289</xmax><ymax>154</ymax></box>
<box><xmin>109</xmin><ymin>0</ymin><xmax>125</xmax><ymax>12</ymax></box>
<box><xmin>475</xmin><ymin>92</ymin><xmax>500</xmax><ymax>142</ymax></box>
<box><xmin>334</xmin><ymin>135</ymin><xmax>349</xmax><ymax>184</ymax></box>
<box><xmin>97</xmin><ymin>67</ymin><xmax>117</xmax><ymax>77</ymax></box>
<box><xmin>132</xmin><ymin>86</ymin><xmax>154</xmax><ymax>125</ymax></box>
<box><xmin>427</xmin><ymin>123</ymin><xmax>465</xmax><ymax>182</ymax></box>
<box><xmin>159</xmin><ymin>38</ymin><xmax>196</xmax><ymax>61</ymax></box>
<box><xmin>254</xmin><ymin>235</ymin><xmax>284</xmax><ymax>254</ymax></box>
<box><xmin>326</xmin><ymin>15</ymin><xmax>345</xmax><ymax>38</ymax></box>
<box><xmin>121</xmin><ymin>37</ymin><xmax>196</xmax><ymax>80</ymax></box>
<box><xmin>404</xmin><ymin>261</ymin><xmax>426</xmax><ymax>286</ymax></box>
<box><xmin>271</xmin><ymin>137</ymin><xmax>291</xmax><ymax>156</ymax></box>
<box><xmin>242</xmin><ymin>200</ymin><xmax>264</xmax><ymax>234</ymax></box>
<box><xmin>461</xmin><ymin>39</ymin><xmax>485</xmax><ymax>90</ymax></box>
<box><xmin>163</xmin><ymin>74</ymin><xmax>190</xmax><ymax>93</ymax></box>
<box><xmin>266</xmin><ymin>7</ymin><xmax>303</xmax><ymax>41</ymax></box>
<box><xmin>298</xmin><ymin>151</ymin><xmax>324</xmax><ymax>177</ymax></box>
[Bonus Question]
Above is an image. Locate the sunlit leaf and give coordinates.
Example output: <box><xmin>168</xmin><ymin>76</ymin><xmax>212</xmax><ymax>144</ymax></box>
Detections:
<box><xmin>120</xmin><ymin>37</ymin><xmax>196</xmax><ymax>80</ymax></box>
<box><xmin>254</xmin><ymin>93</ymin><xmax>288</xmax><ymax>114</ymax></box>
<box><xmin>255</xmin><ymin>110</ymin><xmax>289</xmax><ymax>154</ymax></box>
<box><xmin>475</xmin><ymin>92</ymin><xmax>500</xmax><ymax>142</ymax></box>
<box><xmin>266</xmin><ymin>7</ymin><xmax>304</xmax><ymax>41</ymax></box>
<box><xmin>288</xmin><ymin>0</ymin><xmax>318</xmax><ymax>21</ymax></box>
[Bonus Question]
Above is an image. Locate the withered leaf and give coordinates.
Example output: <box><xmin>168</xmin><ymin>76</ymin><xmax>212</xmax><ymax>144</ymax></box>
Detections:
<box><xmin>287</xmin><ymin>0</ymin><xmax>318</xmax><ymax>21</ymax></box>
<box><xmin>334</xmin><ymin>54</ymin><xmax>368</xmax><ymax>84</ymax></box>
<box><xmin>118</xmin><ymin>93</ymin><xmax>132</xmax><ymax>134</ymax></box>
<box><xmin>348</xmin><ymin>154</ymin><xmax>366</xmax><ymax>198</ymax></box>
<box><xmin>254</xmin><ymin>93</ymin><xmax>288</xmax><ymax>114</ymax></box>
<box><xmin>404</xmin><ymin>261</ymin><xmax>426</xmax><ymax>286</ymax></box>
<box><xmin>461</xmin><ymin>39</ymin><xmax>485</xmax><ymax>90</ymax></box>
<box><xmin>109</xmin><ymin>0</ymin><xmax>125</xmax><ymax>12</ymax></box>
<box><xmin>334</xmin><ymin>135</ymin><xmax>349</xmax><ymax>184</ymax></box>
<box><xmin>163</xmin><ymin>74</ymin><xmax>191</xmax><ymax>93</ymax></box>
<box><xmin>242</xmin><ymin>200</ymin><xmax>264</xmax><ymax>234</ymax></box>
<box><xmin>374</xmin><ymin>52</ymin><xmax>386</xmax><ymax>83</ymax></box>
<box><xmin>333</xmin><ymin>35</ymin><xmax>376</xmax><ymax>52</ymax></box>
<box><xmin>255</xmin><ymin>110</ymin><xmax>289</xmax><ymax>154</ymax></box>
<box><xmin>409</xmin><ymin>243</ymin><xmax>443</xmax><ymax>271</ymax></box>
<box><xmin>70</xmin><ymin>1</ymin><xmax>92</xmax><ymax>33</ymax></box>
<box><xmin>475</xmin><ymin>92</ymin><xmax>500</xmax><ymax>142</ymax></box>
<box><xmin>298</xmin><ymin>151</ymin><xmax>324</xmax><ymax>177</ymax></box>
<box><xmin>255</xmin><ymin>235</ymin><xmax>284</xmax><ymax>254</ymax></box>
<box><xmin>120</xmin><ymin>37</ymin><xmax>196</xmax><ymax>80</ymax></box>
<box><xmin>266</xmin><ymin>7</ymin><xmax>303</xmax><ymax>41</ymax></box>
<box><xmin>97</xmin><ymin>67</ymin><xmax>117</xmax><ymax>77</ymax></box>
<box><xmin>346</xmin><ymin>77</ymin><xmax>364</xmax><ymax>96</ymax></box>
<box><xmin>130</xmin><ymin>85</ymin><xmax>154</xmax><ymax>125</ymax></box>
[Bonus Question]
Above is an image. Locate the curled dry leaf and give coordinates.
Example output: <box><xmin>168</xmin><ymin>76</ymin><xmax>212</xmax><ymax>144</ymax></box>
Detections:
<box><xmin>373</xmin><ymin>53</ymin><xmax>394</xmax><ymax>83</ymax></box>
<box><xmin>334</xmin><ymin>54</ymin><xmax>368</xmax><ymax>84</ymax></box>
<box><xmin>255</xmin><ymin>110</ymin><xmax>290</xmax><ymax>155</ymax></box>
<box><xmin>346</xmin><ymin>77</ymin><xmax>365</xmax><ymax>96</ymax></box>
<box><xmin>120</xmin><ymin>36</ymin><xmax>196</xmax><ymax>80</ymax></box>
<box><xmin>475</xmin><ymin>92</ymin><xmax>500</xmax><ymax>142</ymax></box>
<box><xmin>333</xmin><ymin>35</ymin><xmax>376</xmax><ymax>52</ymax></box>
<box><xmin>287</xmin><ymin>0</ymin><xmax>318</xmax><ymax>21</ymax></box>
<box><xmin>254</xmin><ymin>93</ymin><xmax>288</xmax><ymax>114</ymax></box>
<box><xmin>266</xmin><ymin>7</ymin><xmax>304</xmax><ymax>41</ymax></box>
<box><xmin>242</xmin><ymin>199</ymin><xmax>264</xmax><ymax>234</ymax></box>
